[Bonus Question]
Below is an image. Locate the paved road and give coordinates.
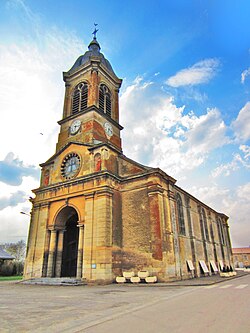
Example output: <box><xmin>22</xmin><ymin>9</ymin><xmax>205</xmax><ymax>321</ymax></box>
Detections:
<box><xmin>0</xmin><ymin>274</ymin><xmax>249</xmax><ymax>332</ymax></box>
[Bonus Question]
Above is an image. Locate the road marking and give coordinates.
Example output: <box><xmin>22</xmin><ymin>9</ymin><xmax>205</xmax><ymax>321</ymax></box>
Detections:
<box><xmin>235</xmin><ymin>284</ymin><xmax>248</xmax><ymax>289</ymax></box>
<box><xmin>220</xmin><ymin>284</ymin><xmax>233</xmax><ymax>289</ymax></box>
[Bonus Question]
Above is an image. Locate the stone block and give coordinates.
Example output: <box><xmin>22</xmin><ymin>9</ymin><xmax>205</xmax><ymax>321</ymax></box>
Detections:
<box><xmin>130</xmin><ymin>276</ymin><xmax>141</xmax><ymax>283</ymax></box>
<box><xmin>138</xmin><ymin>270</ymin><xmax>149</xmax><ymax>278</ymax></box>
<box><xmin>122</xmin><ymin>271</ymin><xmax>135</xmax><ymax>278</ymax></box>
<box><xmin>220</xmin><ymin>272</ymin><xmax>230</xmax><ymax>277</ymax></box>
<box><xmin>145</xmin><ymin>276</ymin><xmax>157</xmax><ymax>283</ymax></box>
<box><xmin>116</xmin><ymin>276</ymin><xmax>126</xmax><ymax>283</ymax></box>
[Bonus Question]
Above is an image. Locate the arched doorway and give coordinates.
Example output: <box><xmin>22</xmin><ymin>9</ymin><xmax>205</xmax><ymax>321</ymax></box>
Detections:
<box><xmin>55</xmin><ymin>206</ymin><xmax>79</xmax><ymax>277</ymax></box>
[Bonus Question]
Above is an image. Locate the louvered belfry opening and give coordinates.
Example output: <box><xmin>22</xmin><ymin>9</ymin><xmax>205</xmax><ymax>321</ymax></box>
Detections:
<box><xmin>72</xmin><ymin>82</ymin><xmax>88</xmax><ymax>114</ymax></box>
<box><xmin>99</xmin><ymin>84</ymin><xmax>111</xmax><ymax>117</ymax></box>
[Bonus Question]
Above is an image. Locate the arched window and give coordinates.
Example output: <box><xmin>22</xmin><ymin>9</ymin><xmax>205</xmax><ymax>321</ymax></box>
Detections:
<box><xmin>99</xmin><ymin>84</ymin><xmax>111</xmax><ymax>117</ymax></box>
<box><xmin>72</xmin><ymin>82</ymin><xmax>88</xmax><ymax>114</ymax></box>
<box><xmin>201</xmin><ymin>208</ymin><xmax>209</xmax><ymax>241</ymax></box>
<box><xmin>176</xmin><ymin>193</ymin><xmax>186</xmax><ymax>235</ymax></box>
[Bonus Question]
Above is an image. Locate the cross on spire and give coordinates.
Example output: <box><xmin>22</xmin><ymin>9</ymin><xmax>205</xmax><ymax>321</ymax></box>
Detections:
<box><xmin>92</xmin><ymin>23</ymin><xmax>99</xmax><ymax>40</ymax></box>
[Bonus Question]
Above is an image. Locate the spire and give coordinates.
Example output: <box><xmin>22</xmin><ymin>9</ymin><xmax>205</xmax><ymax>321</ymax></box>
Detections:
<box><xmin>88</xmin><ymin>23</ymin><xmax>100</xmax><ymax>52</ymax></box>
<box><xmin>67</xmin><ymin>23</ymin><xmax>117</xmax><ymax>76</ymax></box>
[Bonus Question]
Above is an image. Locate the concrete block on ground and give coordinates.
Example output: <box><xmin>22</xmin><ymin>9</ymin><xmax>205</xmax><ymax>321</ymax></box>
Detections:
<box><xmin>145</xmin><ymin>276</ymin><xmax>157</xmax><ymax>283</ymax></box>
<box><xmin>220</xmin><ymin>273</ymin><xmax>230</xmax><ymax>277</ymax></box>
<box><xmin>123</xmin><ymin>271</ymin><xmax>135</xmax><ymax>278</ymax></box>
<box><xmin>130</xmin><ymin>276</ymin><xmax>141</xmax><ymax>283</ymax></box>
<box><xmin>116</xmin><ymin>276</ymin><xmax>126</xmax><ymax>283</ymax></box>
<box><xmin>138</xmin><ymin>270</ymin><xmax>149</xmax><ymax>279</ymax></box>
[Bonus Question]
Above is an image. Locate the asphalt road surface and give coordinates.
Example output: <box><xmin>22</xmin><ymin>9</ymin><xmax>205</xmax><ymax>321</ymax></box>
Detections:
<box><xmin>0</xmin><ymin>274</ymin><xmax>249</xmax><ymax>332</ymax></box>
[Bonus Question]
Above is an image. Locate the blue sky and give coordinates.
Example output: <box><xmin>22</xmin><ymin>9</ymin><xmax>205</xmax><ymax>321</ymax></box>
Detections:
<box><xmin>0</xmin><ymin>0</ymin><xmax>249</xmax><ymax>247</ymax></box>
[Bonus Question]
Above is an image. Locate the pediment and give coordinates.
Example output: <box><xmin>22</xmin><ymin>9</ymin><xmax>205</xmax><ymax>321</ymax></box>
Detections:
<box><xmin>40</xmin><ymin>141</ymin><xmax>92</xmax><ymax>167</ymax></box>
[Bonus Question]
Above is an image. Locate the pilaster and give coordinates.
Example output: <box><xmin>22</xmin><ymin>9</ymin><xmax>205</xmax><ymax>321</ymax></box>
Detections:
<box><xmin>147</xmin><ymin>185</ymin><xmax>164</xmax><ymax>261</ymax></box>
<box><xmin>77</xmin><ymin>224</ymin><xmax>84</xmax><ymax>279</ymax></box>
<box><xmin>168</xmin><ymin>189</ymin><xmax>181</xmax><ymax>278</ymax></box>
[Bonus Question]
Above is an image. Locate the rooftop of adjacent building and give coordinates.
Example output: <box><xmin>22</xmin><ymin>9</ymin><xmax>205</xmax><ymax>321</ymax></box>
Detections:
<box><xmin>0</xmin><ymin>246</ymin><xmax>15</xmax><ymax>260</ymax></box>
<box><xmin>232</xmin><ymin>247</ymin><xmax>250</xmax><ymax>254</ymax></box>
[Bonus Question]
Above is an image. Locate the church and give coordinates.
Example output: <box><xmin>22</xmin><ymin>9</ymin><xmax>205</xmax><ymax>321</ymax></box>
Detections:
<box><xmin>24</xmin><ymin>32</ymin><xmax>233</xmax><ymax>283</ymax></box>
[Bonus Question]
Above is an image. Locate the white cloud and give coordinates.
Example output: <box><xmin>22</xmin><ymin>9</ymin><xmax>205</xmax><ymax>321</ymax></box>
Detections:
<box><xmin>236</xmin><ymin>182</ymin><xmax>250</xmax><ymax>200</ymax></box>
<box><xmin>231</xmin><ymin>102</ymin><xmax>250</xmax><ymax>142</ymax></box>
<box><xmin>166</xmin><ymin>58</ymin><xmax>220</xmax><ymax>87</ymax></box>
<box><xmin>211</xmin><ymin>145</ymin><xmax>250</xmax><ymax>178</ymax></box>
<box><xmin>121</xmin><ymin>76</ymin><xmax>228</xmax><ymax>176</ymax></box>
<box><xmin>184</xmin><ymin>108</ymin><xmax>228</xmax><ymax>154</ymax></box>
<box><xmin>211</xmin><ymin>155</ymin><xmax>240</xmax><ymax>178</ymax></box>
<box><xmin>240</xmin><ymin>145</ymin><xmax>250</xmax><ymax>159</ymax></box>
<box><xmin>241</xmin><ymin>67</ymin><xmax>250</xmax><ymax>84</ymax></box>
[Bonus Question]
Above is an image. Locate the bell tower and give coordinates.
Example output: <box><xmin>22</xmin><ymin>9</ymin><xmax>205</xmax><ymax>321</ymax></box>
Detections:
<box><xmin>56</xmin><ymin>33</ymin><xmax>123</xmax><ymax>153</ymax></box>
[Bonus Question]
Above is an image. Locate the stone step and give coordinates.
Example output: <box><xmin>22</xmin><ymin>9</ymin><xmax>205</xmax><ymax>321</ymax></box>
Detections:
<box><xmin>21</xmin><ymin>277</ymin><xmax>87</xmax><ymax>286</ymax></box>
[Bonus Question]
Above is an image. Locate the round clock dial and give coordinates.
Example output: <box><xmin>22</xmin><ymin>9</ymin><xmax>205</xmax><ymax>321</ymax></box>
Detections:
<box><xmin>70</xmin><ymin>120</ymin><xmax>81</xmax><ymax>135</ymax></box>
<box><xmin>104</xmin><ymin>122</ymin><xmax>113</xmax><ymax>137</ymax></box>
<box><xmin>61</xmin><ymin>153</ymin><xmax>81</xmax><ymax>179</ymax></box>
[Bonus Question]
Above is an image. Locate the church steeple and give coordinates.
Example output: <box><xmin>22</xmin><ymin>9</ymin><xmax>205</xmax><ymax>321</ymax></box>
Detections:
<box><xmin>56</xmin><ymin>29</ymin><xmax>123</xmax><ymax>153</ymax></box>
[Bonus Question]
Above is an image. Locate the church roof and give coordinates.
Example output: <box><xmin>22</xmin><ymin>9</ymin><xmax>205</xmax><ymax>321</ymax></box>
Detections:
<box><xmin>67</xmin><ymin>37</ymin><xmax>116</xmax><ymax>76</ymax></box>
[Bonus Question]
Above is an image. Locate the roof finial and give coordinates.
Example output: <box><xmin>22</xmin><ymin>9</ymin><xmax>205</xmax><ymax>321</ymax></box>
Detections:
<box><xmin>92</xmin><ymin>23</ymin><xmax>99</xmax><ymax>40</ymax></box>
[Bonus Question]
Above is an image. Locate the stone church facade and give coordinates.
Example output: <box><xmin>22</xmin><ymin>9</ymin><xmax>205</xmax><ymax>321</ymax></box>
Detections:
<box><xmin>24</xmin><ymin>35</ymin><xmax>233</xmax><ymax>283</ymax></box>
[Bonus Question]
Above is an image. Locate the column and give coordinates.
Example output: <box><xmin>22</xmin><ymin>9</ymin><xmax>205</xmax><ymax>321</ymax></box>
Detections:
<box><xmin>77</xmin><ymin>224</ymin><xmax>84</xmax><ymax>279</ymax></box>
<box><xmin>63</xmin><ymin>82</ymin><xmax>71</xmax><ymax>118</ymax></box>
<box><xmin>47</xmin><ymin>229</ymin><xmax>57</xmax><ymax>277</ymax></box>
<box><xmin>55</xmin><ymin>229</ymin><xmax>65</xmax><ymax>277</ymax></box>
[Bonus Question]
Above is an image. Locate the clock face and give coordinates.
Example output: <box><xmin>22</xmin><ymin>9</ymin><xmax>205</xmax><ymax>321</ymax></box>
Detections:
<box><xmin>61</xmin><ymin>153</ymin><xmax>81</xmax><ymax>179</ymax></box>
<box><xmin>70</xmin><ymin>120</ymin><xmax>81</xmax><ymax>135</ymax></box>
<box><xmin>104</xmin><ymin>122</ymin><xmax>113</xmax><ymax>137</ymax></box>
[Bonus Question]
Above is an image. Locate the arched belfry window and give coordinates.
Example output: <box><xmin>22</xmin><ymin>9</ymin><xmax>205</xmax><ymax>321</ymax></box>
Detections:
<box><xmin>99</xmin><ymin>84</ymin><xmax>111</xmax><ymax>117</ymax></box>
<box><xmin>176</xmin><ymin>193</ymin><xmax>186</xmax><ymax>235</ymax></box>
<box><xmin>72</xmin><ymin>82</ymin><xmax>88</xmax><ymax>114</ymax></box>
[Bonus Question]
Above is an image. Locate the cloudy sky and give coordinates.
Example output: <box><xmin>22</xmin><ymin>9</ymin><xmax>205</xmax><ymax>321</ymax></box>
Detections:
<box><xmin>0</xmin><ymin>0</ymin><xmax>249</xmax><ymax>247</ymax></box>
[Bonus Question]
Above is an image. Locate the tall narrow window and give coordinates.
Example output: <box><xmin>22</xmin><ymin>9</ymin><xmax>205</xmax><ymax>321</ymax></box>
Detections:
<box><xmin>201</xmin><ymin>208</ymin><xmax>209</xmax><ymax>241</ymax></box>
<box><xmin>217</xmin><ymin>218</ymin><xmax>225</xmax><ymax>245</ymax></box>
<box><xmin>176</xmin><ymin>193</ymin><xmax>186</xmax><ymax>235</ymax></box>
<box><xmin>99</xmin><ymin>84</ymin><xmax>111</xmax><ymax>117</ymax></box>
<box><xmin>72</xmin><ymin>82</ymin><xmax>88</xmax><ymax>114</ymax></box>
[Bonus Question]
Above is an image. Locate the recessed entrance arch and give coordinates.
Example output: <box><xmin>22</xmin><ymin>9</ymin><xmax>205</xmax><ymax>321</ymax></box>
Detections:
<box><xmin>55</xmin><ymin>206</ymin><xmax>79</xmax><ymax>277</ymax></box>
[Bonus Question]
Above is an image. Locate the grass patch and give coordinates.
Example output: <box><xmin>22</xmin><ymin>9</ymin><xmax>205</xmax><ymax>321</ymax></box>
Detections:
<box><xmin>0</xmin><ymin>276</ymin><xmax>23</xmax><ymax>281</ymax></box>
